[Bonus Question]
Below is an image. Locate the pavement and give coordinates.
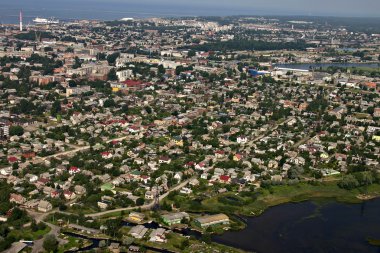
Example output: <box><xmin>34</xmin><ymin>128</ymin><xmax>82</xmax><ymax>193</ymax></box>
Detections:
<box><xmin>244</xmin><ymin>116</ymin><xmax>295</xmax><ymax>146</ymax></box>
<box><xmin>0</xmin><ymin>134</ymin><xmax>133</xmax><ymax>173</ymax></box>
<box><xmin>30</xmin><ymin>222</ymin><xmax>64</xmax><ymax>253</ymax></box>
<box><xmin>85</xmin><ymin>177</ymin><xmax>193</xmax><ymax>218</ymax></box>
<box><xmin>3</xmin><ymin>242</ymin><xmax>28</xmax><ymax>253</ymax></box>
<box><xmin>26</xmin><ymin>210</ymin><xmax>66</xmax><ymax>253</ymax></box>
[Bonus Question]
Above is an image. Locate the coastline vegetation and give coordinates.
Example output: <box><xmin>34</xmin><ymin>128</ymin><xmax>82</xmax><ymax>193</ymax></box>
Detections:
<box><xmin>179</xmin><ymin>181</ymin><xmax>380</xmax><ymax>217</ymax></box>
<box><xmin>367</xmin><ymin>238</ymin><xmax>380</xmax><ymax>247</ymax></box>
<box><xmin>318</xmin><ymin>65</ymin><xmax>380</xmax><ymax>78</ymax></box>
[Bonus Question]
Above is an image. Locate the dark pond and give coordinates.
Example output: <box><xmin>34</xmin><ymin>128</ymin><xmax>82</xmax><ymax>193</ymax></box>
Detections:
<box><xmin>213</xmin><ymin>198</ymin><xmax>380</xmax><ymax>253</ymax></box>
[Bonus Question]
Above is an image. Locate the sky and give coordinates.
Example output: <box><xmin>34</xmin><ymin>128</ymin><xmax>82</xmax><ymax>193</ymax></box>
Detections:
<box><xmin>0</xmin><ymin>0</ymin><xmax>379</xmax><ymax>23</ymax></box>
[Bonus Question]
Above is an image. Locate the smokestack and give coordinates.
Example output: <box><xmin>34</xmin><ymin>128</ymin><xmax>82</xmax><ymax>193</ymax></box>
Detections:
<box><xmin>19</xmin><ymin>11</ymin><xmax>23</xmax><ymax>32</ymax></box>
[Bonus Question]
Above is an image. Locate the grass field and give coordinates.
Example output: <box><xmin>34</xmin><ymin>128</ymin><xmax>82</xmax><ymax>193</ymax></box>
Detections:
<box><xmin>8</xmin><ymin>226</ymin><xmax>51</xmax><ymax>241</ymax></box>
<box><xmin>140</xmin><ymin>232</ymin><xmax>245</xmax><ymax>253</ymax></box>
<box><xmin>367</xmin><ymin>238</ymin><xmax>380</xmax><ymax>247</ymax></box>
<box><xmin>183</xmin><ymin>182</ymin><xmax>380</xmax><ymax>217</ymax></box>
<box><xmin>57</xmin><ymin>235</ymin><xmax>91</xmax><ymax>253</ymax></box>
<box><xmin>321</xmin><ymin>66</ymin><xmax>380</xmax><ymax>72</ymax></box>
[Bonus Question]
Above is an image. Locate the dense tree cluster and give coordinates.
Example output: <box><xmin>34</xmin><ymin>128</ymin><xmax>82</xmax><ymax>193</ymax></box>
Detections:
<box><xmin>14</xmin><ymin>31</ymin><xmax>56</xmax><ymax>41</ymax></box>
<box><xmin>184</xmin><ymin>39</ymin><xmax>310</xmax><ymax>52</ymax></box>
<box><xmin>338</xmin><ymin>171</ymin><xmax>379</xmax><ymax>190</ymax></box>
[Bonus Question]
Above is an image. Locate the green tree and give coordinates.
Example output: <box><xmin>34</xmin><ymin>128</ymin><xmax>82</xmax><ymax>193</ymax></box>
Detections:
<box><xmin>103</xmin><ymin>99</ymin><xmax>116</xmax><ymax>108</ymax></box>
<box><xmin>287</xmin><ymin>167</ymin><xmax>304</xmax><ymax>179</ymax></box>
<box><xmin>9</xmin><ymin>125</ymin><xmax>24</xmax><ymax>136</ymax></box>
<box><xmin>31</xmin><ymin>220</ymin><xmax>38</xmax><ymax>232</ymax></box>
<box><xmin>367</xmin><ymin>107</ymin><xmax>374</xmax><ymax>115</ymax></box>
<box><xmin>19</xmin><ymin>99</ymin><xmax>34</xmax><ymax>114</ymax></box>
<box><xmin>144</xmin><ymin>106</ymin><xmax>152</xmax><ymax>114</ymax></box>
<box><xmin>107</xmin><ymin>52</ymin><xmax>120</xmax><ymax>65</ymax></box>
<box><xmin>68</xmin><ymin>80</ymin><xmax>77</xmax><ymax>87</ymax></box>
<box><xmin>43</xmin><ymin>234</ymin><xmax>58</xmax><ymax>252</ymax></box>
<box><xmin>180</xmin><ymin>239</ymin><xmax>190</xmax><ymax>250</ymax></box>
<box><xmin>357</xmin><ymin>171</ymin><xmax>373</xmax><ymax>186</ymax></box>
<box><xmin>17</xmin><ymin>65</ymin><xmax>31</xmax><ymax>80</ymax></box>
<box><xmin>136</xmin><ymin>198</ymin><xmax>145</xmax><ymax>206</ymax></box>
<box><xmin>338</xmin><ymin>175</ymin><xmax>359</xmax><ymax>190</ymax></box>
<box><xmin>201</xmin><ymin>234</ymin><xmax>211</xmax><ymax>243</ymax></box>
<box><xmin>108</xmin><ymin>68</ymin><xmax>117</xmax><ymax>81</ymax></box>
<box><xmin>50</xmin><ymin>100</ymin><xmax>61</xmax><ymax>117</ymax></box>
<box><xmin>72</xmin><ymin>57</ymin><xmax>82</xmax><ymax>69</ymax></box>
<box><xmin>44</xmin><ymin>47</ymin><xmax>53</xmax><ymax>52</ymax></box>
<box><xmin>97</xmin><ymin>52</ymin><xmax>107</xmax><ymax>60</ymax></box>
<box><xmin>187</xmin><ymin>50</ymin><xmax>196</xmax><ymax>57</ymax></box>
<box><xmin>121</xmin><ymin>104</ymin><xmax>129</xmax><ymax>114</ymax></box>
<box><xmin>158</xmin><ymin>65</ymin><xmax>165</xmax><ymax>75</ymax></box>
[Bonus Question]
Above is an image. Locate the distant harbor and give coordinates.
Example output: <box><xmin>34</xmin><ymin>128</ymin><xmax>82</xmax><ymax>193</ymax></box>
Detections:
<box><xmin>33</xmin><ymin>17</ymin><xmax>59</xmax><ymax>24</ymax></box>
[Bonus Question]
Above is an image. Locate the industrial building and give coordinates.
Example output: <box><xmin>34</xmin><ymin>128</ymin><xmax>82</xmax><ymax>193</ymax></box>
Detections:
<box><xmin>128</xmin><ymin>225</ymin><xmax>148</xmax><ymax>239</ymax></box>
<box><xmin>195</xmin><ymin>214</ymin><xmax>230</xmax><ymax>228</ymax></box>
<box><xmin>161</xmin><ymin>212</ymin><xmax>189</xmax><ymax>226</ymax></box>
<box><xmin>0</xmin><ymin>123</ymin><xmax>9</xmax><ymax>139</ymax></box>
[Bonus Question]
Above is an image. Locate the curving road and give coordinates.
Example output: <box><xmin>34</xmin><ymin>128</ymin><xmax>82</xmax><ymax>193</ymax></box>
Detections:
<box><xmin>36</xmin><ymin>134</ymin><xmax>133</xmax><ymax>161</ymax></box>
<box><xmin>244</xmin><ymin>116</ymin><xmax>295</xmax><ymax>146</ymax></box>
<box><xmin>85</xmin><ymin>177</ymin><xmax>193</xmax><ymax>218</ymax></box>
<box><xmin>24</xmin><ymin>210</ymin><xmax>67</xmax><ymax>253</ymax></box>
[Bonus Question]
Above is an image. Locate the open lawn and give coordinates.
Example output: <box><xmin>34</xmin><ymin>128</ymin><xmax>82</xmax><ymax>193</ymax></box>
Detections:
<box><xmin>140</xmin><ymin>232</ymin><xmax>245</xmax><ymax>253</ymax></box>
<box><xmin>57</xmin><ymin>235</ymin><xmax>91</xmax><ymax>253</ymax></box>
<box><xmin>183</xmin><ymin>182</ymin><xmax>380</xmax><ymax>216</ymax></box>
<box><xmin>367</xmin><ymin>238</ymin><xmax>380</xmax><ymax>247</ymax></box>
<box><xmin>353</xmin><ymin>113</ymin><xmax>372</xmax><ymax>119</ymax></box>
<box><xmin>8</xmin><ymin>226</ymin><xmax>51</xmax><ymax>241</ymax></box>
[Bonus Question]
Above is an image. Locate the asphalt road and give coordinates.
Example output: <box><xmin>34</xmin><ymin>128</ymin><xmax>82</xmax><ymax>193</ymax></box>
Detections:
<box><xmin>23</xmin><ymin>210</ymin><xmax>64</xmax><ymax>253</ymax></box>
<box><xmin>85</xmin><ymin>177</ymin><xmax>192</xmax><ymax>218</ymax></box>
<box><xmin>0</xmin><ymin>134</ymin><xmax>133</xmax><ymax>173</ymax></box>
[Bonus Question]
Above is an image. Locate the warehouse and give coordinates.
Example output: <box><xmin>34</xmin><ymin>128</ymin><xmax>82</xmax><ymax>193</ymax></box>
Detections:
<box><xmin>195</xmin><ymin>214</ymin><xmax>230</xmax><ymax>228</ymax></box>
<box><xmin>128</xmin><ymin>225</ymin><xmax>148</xmax><ymax>239</ymax></box>
<box><xmin>161</xmin><ymin>212</ymin><xmax>189</xmax><ymax>226</ymax></box>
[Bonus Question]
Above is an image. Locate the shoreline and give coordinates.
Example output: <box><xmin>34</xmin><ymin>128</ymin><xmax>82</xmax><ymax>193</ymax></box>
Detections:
<box><xmin>186</xmin><ymin>182</ymin><xmax>380</xmax><ymax>232</ymax></box>
<box><xmin>210</xmin><ymin>194</ymin><xmax>380</xmax><ymax>253</ymax></box>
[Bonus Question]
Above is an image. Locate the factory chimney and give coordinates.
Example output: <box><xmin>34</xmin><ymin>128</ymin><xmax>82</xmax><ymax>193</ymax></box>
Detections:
<box><xmin>19</xmin><ymin>11</ymin><xmax>23</xmax><ymax>32</ymax></box>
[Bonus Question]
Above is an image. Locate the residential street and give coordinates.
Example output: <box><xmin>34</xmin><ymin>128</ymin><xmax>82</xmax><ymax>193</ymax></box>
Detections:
<box><xmin>85</xmin><ymin>177</ymin><xmax>192</xmax><ymax>218</ymax></box>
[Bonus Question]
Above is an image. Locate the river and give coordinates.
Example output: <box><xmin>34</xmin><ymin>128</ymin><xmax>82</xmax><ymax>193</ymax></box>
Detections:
<box><xmin>213</xmin><ymin>198</ymin><xmax>380</xmax><ymax>253</ymax></box>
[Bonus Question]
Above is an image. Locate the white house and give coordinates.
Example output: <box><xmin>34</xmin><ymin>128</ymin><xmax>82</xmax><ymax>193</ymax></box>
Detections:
<box><xmin>68</xmin><ymin>166</ymin><xmax>81</xmax><ymax>175</ymax></box>
<box><xmin>38</xmin><ymin>200</ymin><xmax>53</xmax><ymax>213</ymax></box>
<box><xmin>149</xmin><ymin>228</ymin><xmax>167</xmax><ymax>243</ymax></box>
<box><xmin>158</xmin><ymin>156</ymin><xmax>171</xmax><ymax>164</ymax></box>
<box><xmin>116</xmin><ymin>69</ymin><xmax>133</xmax><ymax>81</ymax></box>
<box><xmin>174</xmin><ymin>172</ymin><xmax>183</xmax><ymax>181</ymax></box>
<box><xmin>195</xmin><ymin>162</ymin><xmax>206</xmax><ymax>171</ymax></box>
<box><xmin>101</xmin><ymin>152</ymin><xmax>113</xmax><ymax>159</ymax></box>
<box><xmin>25</xmin><ymin>174</ymin><xmax>38</xmax><ymax>183</ymax></box>
<box><xmin>237</xmin><ymin>136</ymin><xmax>248</xmax><ymax>144</ymax></box>
<box><xmin>180</xmin><ymin>187</ymin><xmax>192</xmax><ymax>195</ymax></box>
